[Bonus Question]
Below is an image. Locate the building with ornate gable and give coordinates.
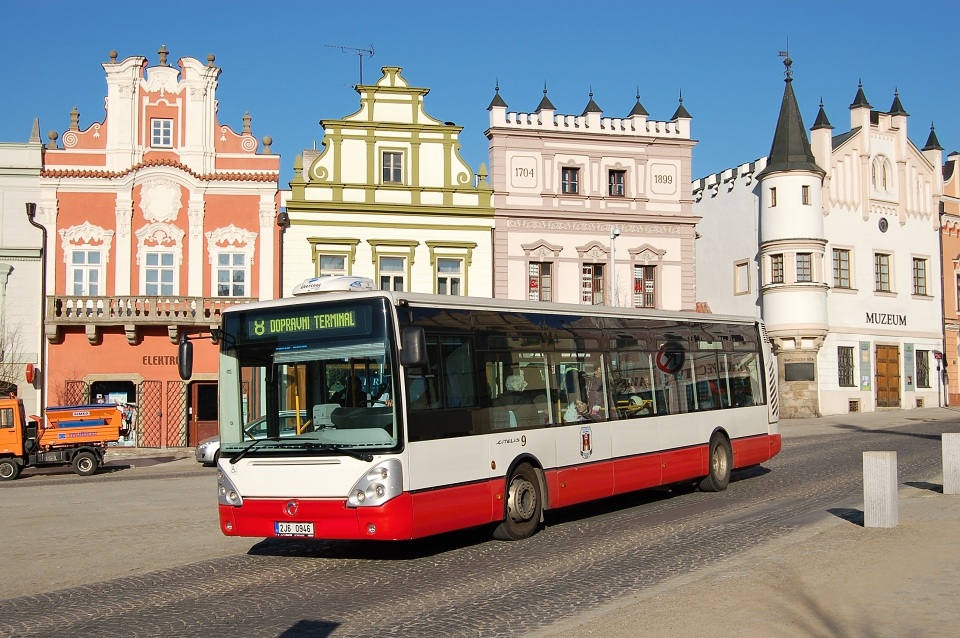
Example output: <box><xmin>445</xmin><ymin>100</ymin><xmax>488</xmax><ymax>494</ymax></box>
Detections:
<box><xmin>282</xmin><ymin>67</ymin><xmax>493</xmax><ymax>298</ymax></box>
<box><xmin>940</xmin><ymin>151</ymin><xmax>960</xmax><ymax>405</ymax></box>
<box><xmin>36</xmin><ymin>47</ymin><xmax>280</xmax><ymax>446</ymax></box>
<box><xmin>485</xmin><ymin>85</ymin><xmax>697</xmax><ymax>309</ymax></box>
<box><xmin>694</xmin><ymin>59</ymin><xmax>944</xmax><ymax>417</ymax></box>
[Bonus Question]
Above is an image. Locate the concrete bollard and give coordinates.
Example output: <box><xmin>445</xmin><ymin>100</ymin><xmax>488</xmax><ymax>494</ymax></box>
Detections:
<box><xmin>944</xmin><ymin>433</ymin><xmax>960</xmax><ymax>495</ymax></box>
<box><xmin>863</xmin><ymin>451</ymin><xmax>898</xmax><ymax>528</ymax></box>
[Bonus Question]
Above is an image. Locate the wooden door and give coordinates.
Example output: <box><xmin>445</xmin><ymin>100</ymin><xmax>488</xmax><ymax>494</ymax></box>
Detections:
<box><xmin>189</xmin><ymin>382</ymin><xmax>219</xmax><ymax>444</ymax></box>
<box><xmin>875</xmin><ymin>345</ymin><xmax>901</xmax><ymax>408</ymax></box>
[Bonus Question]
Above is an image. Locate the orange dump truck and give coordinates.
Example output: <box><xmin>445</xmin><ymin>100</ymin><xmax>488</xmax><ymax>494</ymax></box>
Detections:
<box><xmin>0</xmin><ymin>399</ymin><xmax>129</xmax><ymax>480</ymax></box>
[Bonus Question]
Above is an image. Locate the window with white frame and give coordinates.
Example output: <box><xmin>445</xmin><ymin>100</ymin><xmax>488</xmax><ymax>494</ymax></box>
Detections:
<box><xmin>70</xmin><ymin>249</ymin><xmax>103</xmax><ymax>296</ymax></box>
<box><xmin>913</xmin><ymin>258</ymin><xmax>927</xmax><ymax>295</ymax></box>
<box><xmin>318</xmin><ymin>254</ymin><xmax>347</xmax><ymax>277</ymax></box>
<box><xmin>581</xmin><ymin>263</ymin><xmax>604</xmax><ymax>305</ymax></box>
<box><xmin>144</xmin><ymin>251</ymin><xmax>176</xmax><ymax>295</ymax></box>
<box><xmin>608</xmin><ymin>170</ymin><xmax>625</xmax><ymax>196</ymax></box>
<box><xmin>833</xmin><ymin>249</ymin><xmax>851</xmax><ymax>289</ymax></box>
<box><xmin>151</xmin><ymin>119</ymin><xmax>173</xmax><ymax>147</ymax></box>
<box><xmin>734</xmin><ymin>261</ymin><xmax>750</xmax><ymax>295</ymax></box>
<box><xmin>634</xmin><ymin>265</ymin><xmax>656</xmax><ymax>308</ymax></box>
<box><xmin>437</xmin><ymin>258</ymin><xmax>463</xmax><ymax>295</ymax></box>
<box><xmin>875</xmin><ymin>253</ymin><xmax>891</xmax><ymax>292</ymax></box>
<box><xmin>379</xmin><ymin>256</ymin><xmax>405</xmax><ymax>291</ymax></box>
<box><xmin>528</xmin><ymin>262</ymin><xmax>552</xmax><ymax>301</ymax></box>
<box><xmin>561</xmin><ymin>167</ymin><xmax>579</xmax><ymax>195</ymax></box>
<box><xmin>382</xmin><ymin>151</ymin><xmax>403</xmax><ymax>184</ymax></box>
<box><xmin>215</xmin><ymin>253</ymin><xmax>248</xmax><ymax>297</ymax></box>
<box><xmin>771</xmin><ymin>254</ymin><xmax>784</xmax><ymax>284</ymax></box>
<box><xmin>796</xmin><ymin>253</ymin><xmax>812</xmax><ymax>283</ymax></box>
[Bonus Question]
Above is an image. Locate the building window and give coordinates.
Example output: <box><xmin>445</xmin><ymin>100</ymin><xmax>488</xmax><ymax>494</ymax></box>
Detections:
<box><xmin>151</xmin><ymin>119</ymin><xmax>173</xmax><ymax>147</ymax></box>
<box><xmin>581</xmin><ymin>264</ymin><xmax>604</xmax><ymax>305</ymax></box>
<box><xmin>379</xmin><ymin>256</ymin><xmax>405</xmax><ymax>291</ymax></box>
<box><xmin>913</xmin><ymin>258</ymin><xmax>927</xmax><ymax>296</ymax></box>
<box><xmin>796</xmin><ymin>253</ymin><xmax>812</xmax><ymax>283</ymax></box>
<box><xmin>802</xmin><ymin>185</ymin><xmax>810</xmax><ymax>205</ymax></box>
<box><xmin>769</xmin><ymin>187</ymin><xmax>777</xmax><ymax>207</ymax></box>
<box><xmin>561</xmin><ymin>167</ymin><xmax>579</xmax><ymax>195</ymax></box>
<box><xmin>833</xmin><ymin>249</ymin><xmax>851</xmax><ymax>289</ymax></box>
<box><xmin>771</xmin><ymin>254</ymin><xmax>784</xmax><ymax>284</ymax></box>
<box><xmin>144</xmin><ymin>251</ymin><xmax>176</xmax><ymax>295</ymax></box>
<box><xmin>318</xmin><ymin>254</ymin><xmax>347</xmax><ymax>277</ymax></box>
<box><xmin>838</xmin><ymin>346</ymin><xmax>855</xmax><ymax>387</ymax></box>
<box><xmin>608</xmin><ymin>170</ymin><xmax>625</xmax><ymax>197</ymax></box>
<box><xmin>215</xmin><ymin>253</ymin><xmax>247</xmax><ymax>297</ymax></box>
<box><xmin>916</xmin><ymin>350</ymin><xmax>930</xmax><ymax>388</ymax></box>
<box><xmin>70</xmin><ymin>250</ymin><xmax>102</xmax><ymax>296</ymax></box>
<box><xmin>734</xmin><ymin>261</ymin><xmax>750</xmax><ymax>295</ymax></box>
<box><xmin>437</xmin><ymin>258</ymin><xmax>462</xmax><ymax>295</ymax></box>
<box><xmin>634</xmin><ymin>265</ymin><xmax>656</xmax><ymax>308</ymax></box>
<box><xmin>528</xmin><ymin>262</ymin><xmax>552</xmax><ymax>301</ymax></box>
<box><xmin>382</xmin><ymin>152</ymin><xmax>403</xmax><ymax>184</ymax></box>
<box><xmin>875</xmin><ymin>253</ymin><xmax>891</xmax><ymax>292</ymax></box>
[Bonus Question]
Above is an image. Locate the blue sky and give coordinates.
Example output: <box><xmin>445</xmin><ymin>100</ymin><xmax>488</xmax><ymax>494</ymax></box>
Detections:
<box><xmin>2</xmin><ymin>1</ymin><xmax>957</xmax><ymax>186</ymax></box>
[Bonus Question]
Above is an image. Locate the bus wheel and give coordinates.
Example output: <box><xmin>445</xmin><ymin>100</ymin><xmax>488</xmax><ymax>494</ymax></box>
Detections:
<box><xmin>72</xmin><ymin>451</ymin><xmax>99</xmax><ymax>477</ymax></box>
<box><xmin>0</xmin><ymin>458</ymin><xmax>20</xmax><ymax>481</ymax></box>
<box><xmin>493</xmin><ymin>463</ymin><xmax>542</xmax><ymax>541</ymax></box>
<box><xmin>699</xmin><ymin>434</ymin><xmax>732</xmax><ymax>492</ymax></box>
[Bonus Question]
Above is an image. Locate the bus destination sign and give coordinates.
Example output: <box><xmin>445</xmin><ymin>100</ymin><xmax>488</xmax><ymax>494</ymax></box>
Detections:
<box><xmin>242</xmin><ymin>305</ymin><xmax>371</xmax><ymax>342</ymax></box>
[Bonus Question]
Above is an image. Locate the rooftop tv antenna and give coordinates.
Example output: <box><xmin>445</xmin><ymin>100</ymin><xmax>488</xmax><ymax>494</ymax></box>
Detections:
<box><xmin>325</xmin><ymin>43</ymin><xmax>375</xmax><ymax>86</ymax></box>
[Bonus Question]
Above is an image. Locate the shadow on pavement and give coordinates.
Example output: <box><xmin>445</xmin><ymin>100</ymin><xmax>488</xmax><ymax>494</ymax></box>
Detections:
<box><xmin>827</xmin><ymin>507</ymin><xmax>864</xmax><ymax>527</ymax></box>
<box><xmin>905</xmin><ymin>480</ymin><xmax>943</xmax><ymax>494</ymax></box>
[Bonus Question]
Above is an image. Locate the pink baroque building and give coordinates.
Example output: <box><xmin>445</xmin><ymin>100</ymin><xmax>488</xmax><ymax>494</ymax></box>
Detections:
<box><xmin>485</xmin><ymin>84</ymin><xmax>697</xmax><ymax>310</ymax></box>
<box><xmin>941</xmin><ymin>150</ymin><xmax>960</xmax><ymax>405</ymax></box>
<box><xmin>34</xmin><ymin>47</ymin><xmax>280</xmax><ymax>447</ymax></box>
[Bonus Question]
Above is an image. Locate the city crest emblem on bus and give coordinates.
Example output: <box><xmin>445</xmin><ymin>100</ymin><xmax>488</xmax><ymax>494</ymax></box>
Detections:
<box><xmin>580</xmin><ymin>426</ymin><xmax>592</xmax><ymax>459</ymax></box>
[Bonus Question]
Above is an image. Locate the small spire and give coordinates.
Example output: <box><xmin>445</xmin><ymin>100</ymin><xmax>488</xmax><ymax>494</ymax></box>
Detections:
<box><xmin>671</xmin><ymin>90</ymin><xmax>692</xmax><ymax>120</ymax></box>
<box><xmin>581</xmin><ymin>87</ymin><xmax>602</xmax><ymax>116</ymax></box>
<box><xmin>923</xmin><ymin>121</ymin><xmax>943</xmax><ymax>151</ymax></box>
<box><xmin>888</xmin><ymin>88</ymin><xmax>908</xmax><ymax>116</ymax></box>
<box><xmin>242</xmin><ymin>112</ymin><xmax>252</xmax><ymax>134</ymax></box>
<box><xmin>629</xmin><ymin>87</ymin><xmax>649</xmax><ymax>117</ymax></box>
<box><xmin>812</xmin><ymin>98</ymin><xmax>833</xmax><ymax>130</ymax></box>
<box><xmin>29</xmin><ymin>118</ymin><xmax>40</xmax><ymax>144</ymax></box>
<box><xmin>487</xmin><ymin>78</ymin><xmax>508</xmax><ymax>110</ymax></box>
<box><xmin>69</xmin><ymin>106</ymin><xmax>80</xmax><ymax>131</ymax></box>
<box><xmin>536</xmin><ymin>81</ymin><xmax>556</xmax><ymax>111</ymax></box>
<box><xmin>849</xmin><ymin>79</ymin><xmax>871</xmax><ymax>110</ymax></box>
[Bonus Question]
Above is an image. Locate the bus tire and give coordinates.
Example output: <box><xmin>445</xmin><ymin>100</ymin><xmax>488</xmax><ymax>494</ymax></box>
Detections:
<box><xmin>493</xmin><ymin>463</ymin><xmax>542</xmax><ymax>541</ymax></box>
<box><xmin>72</xmin><ymin>451</ymin><xmax>99</xmax><ymax>477</ymax></box>
<box><xmin>699</xmin><ymin>433</ymin><xmax>732</xmax><ymax>492</ymax></box>
<box><xmin>0</xmin><ymin>458</ymin><xmax>20</xmax><ymax>481</ymax></box>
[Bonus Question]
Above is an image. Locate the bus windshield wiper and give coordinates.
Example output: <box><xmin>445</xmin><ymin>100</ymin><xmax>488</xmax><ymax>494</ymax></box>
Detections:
<box><xmin>304</xmin><ymin>442</ymin><xmax>374</xmax><ymax>462</ymax></box>
<box><xmin>230</xmin><ymin>436</ymin><xmax>281</xmax><ymax>464</ymax></box>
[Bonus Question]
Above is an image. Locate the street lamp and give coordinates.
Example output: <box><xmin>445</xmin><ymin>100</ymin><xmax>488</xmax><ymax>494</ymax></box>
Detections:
<box><xmin>276</xmin><ymin>209</ymin><xmax>290</xmax><ymax>298</ymax></box>
<box><xmin>609</xmin><ymin>226</ymin><xmax>620</xmax><ymax>307</ymax></box>
<box><xmin>25</xmin><ymin>202</ymin><xmax>46</xmax><ymax>412</ymax></box>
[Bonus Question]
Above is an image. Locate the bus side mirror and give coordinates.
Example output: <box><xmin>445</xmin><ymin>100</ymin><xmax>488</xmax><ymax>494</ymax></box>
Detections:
<box><xmin>178</xmin><ymin>334</ymin><xmax>193</xmax><ymax>381</ymax></box>
<box><xmin>400</xmin><ymin>326</ymin><xmax>426</xmax><ymax>367</ymax></box>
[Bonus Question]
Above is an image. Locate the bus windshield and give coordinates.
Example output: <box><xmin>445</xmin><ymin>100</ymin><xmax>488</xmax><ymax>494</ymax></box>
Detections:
<box><xmin>219</xmin><ymin>297</ymin><xmax>400</xmax><ymax>454</ymax></box>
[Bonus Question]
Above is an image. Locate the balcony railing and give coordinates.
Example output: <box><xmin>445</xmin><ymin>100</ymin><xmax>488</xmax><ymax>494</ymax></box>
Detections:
<box><xmin>45</xmin><ymin>295</ymin><xmax>258</xmax><ymax>343</ymax></box>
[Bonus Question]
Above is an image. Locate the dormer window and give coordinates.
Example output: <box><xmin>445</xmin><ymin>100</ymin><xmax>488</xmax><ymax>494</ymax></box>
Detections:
<box><xmin>151</xmin><ymin>119</ymin><xmax>173</xmax><ymax>148</ymax></box>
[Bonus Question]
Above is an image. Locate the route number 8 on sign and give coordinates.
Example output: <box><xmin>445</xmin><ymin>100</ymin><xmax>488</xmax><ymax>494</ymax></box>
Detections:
<box><xmin>656</xmin><ymin>341</ymin><xmax>686</xmax><ymax>374</ymax></box>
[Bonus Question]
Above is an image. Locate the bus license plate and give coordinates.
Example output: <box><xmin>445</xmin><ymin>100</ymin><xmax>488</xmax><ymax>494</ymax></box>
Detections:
<box><xmin>275</xmin><ymin>522</ymin><xmax>314</xmax><ymax>537</ymax></box>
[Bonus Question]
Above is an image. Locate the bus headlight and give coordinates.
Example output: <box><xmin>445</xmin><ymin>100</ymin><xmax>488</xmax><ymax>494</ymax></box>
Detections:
<box><xmin>217</xmin><ymin>469</ymin><xmax>244</xmax><ymax>507</ymax></box>
<box><xmin>347</xmin><ymin>459</ymin><xmax>402</xmax><ymax>508</ymax></box>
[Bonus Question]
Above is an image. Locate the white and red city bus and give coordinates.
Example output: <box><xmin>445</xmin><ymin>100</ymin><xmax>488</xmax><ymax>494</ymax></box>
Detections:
<box><xmin>187</xmin><ymin>276</ymin><xmax>781</xmax><ymax>541</ymax></box>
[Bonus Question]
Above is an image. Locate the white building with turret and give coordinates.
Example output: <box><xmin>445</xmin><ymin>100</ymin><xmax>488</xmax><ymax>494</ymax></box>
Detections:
<box><xmin>694</xmin><ymin>59</ymin><xmax>943</xmax><ymax>417</ymax></box>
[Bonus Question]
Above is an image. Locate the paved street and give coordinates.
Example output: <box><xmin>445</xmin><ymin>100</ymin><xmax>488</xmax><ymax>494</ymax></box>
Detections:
<box><xmin>1</xmin><ymin>408</ymin><xmax>958</xmax><ymax>637</ymax></box>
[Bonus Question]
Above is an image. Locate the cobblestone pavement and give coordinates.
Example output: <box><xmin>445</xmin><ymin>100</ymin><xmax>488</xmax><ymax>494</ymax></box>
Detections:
<box><xmin>0</xmin><ymin>409</ymin><xmax>957</xmax><ymax>637</ymax></box>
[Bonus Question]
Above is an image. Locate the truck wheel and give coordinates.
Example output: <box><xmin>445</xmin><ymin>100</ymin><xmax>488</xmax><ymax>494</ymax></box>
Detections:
<box><xmin>0</xmin><ymin>459</ymin><xmax>21</xmax><ymax>481</ymax></box>
<box><xmin>72</xmin><ymin>451</ymin><xmax>99</xmax><ymax>477</ymax></box>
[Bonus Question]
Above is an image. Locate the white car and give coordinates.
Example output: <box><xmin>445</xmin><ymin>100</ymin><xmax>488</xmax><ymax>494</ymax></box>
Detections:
<box><xmin>195</xmin><ymin>411</ymin><xmax>306</xmax><ymax>466</ymax></box>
